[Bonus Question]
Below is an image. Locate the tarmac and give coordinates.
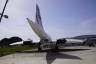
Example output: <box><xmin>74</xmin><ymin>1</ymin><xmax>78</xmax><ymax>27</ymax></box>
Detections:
<box><xmin>0</xmin><ymin>46</ymin><xmax>96</xmax><ymax>64</ymax></box>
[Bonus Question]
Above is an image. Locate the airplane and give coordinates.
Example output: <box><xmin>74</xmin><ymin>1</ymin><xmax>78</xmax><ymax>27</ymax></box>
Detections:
<box><xmin>26</xmin><ymin>4</ymin><xmax>85</xmax><ymax>51</ymax></box>
<box><xmin>26</xmin><ymin>4</ymin><xmax>58</xmax><ymax>51</ymax></box>
<box><xmin>8</xmin><ymin>4</ymin><xmax>84</xmax><ymax>49</ymax></box>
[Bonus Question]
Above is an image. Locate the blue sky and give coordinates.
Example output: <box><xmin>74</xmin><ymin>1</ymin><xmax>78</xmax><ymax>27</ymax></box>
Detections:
<box><xmin>0</xmin><ymin>0</ymin><xmax>96</xmax><ymax>42</ymax></box>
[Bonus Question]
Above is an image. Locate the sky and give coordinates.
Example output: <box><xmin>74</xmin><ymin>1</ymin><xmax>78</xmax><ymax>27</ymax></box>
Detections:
<box><xmin>0</xmin><ymin>0</ymin><xmax>96</xmax><ymax>42</ymax></box>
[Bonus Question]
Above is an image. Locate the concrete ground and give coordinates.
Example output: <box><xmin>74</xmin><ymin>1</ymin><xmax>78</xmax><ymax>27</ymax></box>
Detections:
<box><xmin>0</xmin><ymin>46</ymin><xmax>96</xmax><ymax>64</ymax></box>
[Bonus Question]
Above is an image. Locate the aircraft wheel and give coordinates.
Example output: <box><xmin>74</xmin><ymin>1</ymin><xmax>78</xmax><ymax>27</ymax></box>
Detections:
<box><xmin>38</xmin><ymin>47</ymin><xmax>42</xmax><ymax>51</ymax></box>
<box><xmin>55</xmin><ymin>46</ymin><xmax>59</xmax><ymax>50</ymax></box>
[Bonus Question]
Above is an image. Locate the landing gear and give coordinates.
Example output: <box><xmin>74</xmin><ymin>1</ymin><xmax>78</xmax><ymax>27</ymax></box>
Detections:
<box><xmin>38</xmin><ymin>43</ymin><xmax>42</xmax><ymax>51</ymax></box>
<box><xmin>55</xmin><ymin>42</ymin><xmax>59</xmax><ymax>50</ymax></box>
<box><xmin>55</xmin><ymin>46</ymin><xmax>59</xmax><ymax>50</ymax></box>
<box><xmin>38</xmin><ymin>47</ymin><xmax>42</xmax><ymax>51</ymax></box>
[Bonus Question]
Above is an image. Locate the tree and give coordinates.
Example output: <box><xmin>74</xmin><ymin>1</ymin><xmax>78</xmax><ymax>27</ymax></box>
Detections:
<box><xmin>9</xmin><ymin>37</ymin><xmax>22</xmax><ymax>43</ymax></box>
<box><xmin>0</xmin><ymin>38</ymin><xmax>10</xmax><ymax>46</ymax></box>
<box><xmin>0</xmin><ymin>36</ymin><xmax>22</xmax><ymax>47</ymax></box>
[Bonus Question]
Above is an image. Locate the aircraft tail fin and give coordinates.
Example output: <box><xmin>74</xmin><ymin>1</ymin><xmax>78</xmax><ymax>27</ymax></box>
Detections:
<box><xmin>35</xmin><ymin>4</ymin><xmax>44</xmax><ymax>29</ymax></box>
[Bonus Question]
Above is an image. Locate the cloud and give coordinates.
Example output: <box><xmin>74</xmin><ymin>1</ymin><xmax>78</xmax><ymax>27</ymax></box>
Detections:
<box><xmin>46</xmin><ymin>17</ymin><xmax>96</xmax><ymax>40</ymax></box>
<box><xmin>79</xmin><ymin>17</ymin><xmax>96</xmax><ymax>34</ymax></box>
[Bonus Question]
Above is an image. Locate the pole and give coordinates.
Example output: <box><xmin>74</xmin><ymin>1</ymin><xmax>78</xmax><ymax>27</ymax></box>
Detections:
<box><xmin>0</xmin><ymin>0</ymin><xmax>8</xmax><ymax>22</ymax></box>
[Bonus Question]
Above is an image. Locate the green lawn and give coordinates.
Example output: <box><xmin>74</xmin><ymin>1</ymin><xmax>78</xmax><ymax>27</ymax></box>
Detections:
<box><xmin>0</xmin><ymin>46</ymin><xmax>36</xmax><ymax>57</ymax></box>
<box><xmin>0</xmin><ymin>45</ymin><xmax>63</xmax><ymax>57</ymax></box>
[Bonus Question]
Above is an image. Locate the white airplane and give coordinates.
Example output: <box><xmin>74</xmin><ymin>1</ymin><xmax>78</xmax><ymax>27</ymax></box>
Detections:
<box><xmin>9</xmin><ymin>4</ymin><xmax>83</xmax><ymax>48</ymax></box>
<box><xmin>26</xmin><ymin>4</ymin><xmax>52</xmax><ymax>50</ymax></box>
<box><xmin>26</xmin><ymin>4</ymin><xmax>84</xmax><ymax>50</ymax></box>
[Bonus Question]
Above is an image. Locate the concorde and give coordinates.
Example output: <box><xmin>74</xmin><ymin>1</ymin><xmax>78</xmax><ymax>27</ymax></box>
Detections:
<box><xmin>27</xmin><ymin>4</ymin><xmax>52</xmax><ymax>43</ymax></box>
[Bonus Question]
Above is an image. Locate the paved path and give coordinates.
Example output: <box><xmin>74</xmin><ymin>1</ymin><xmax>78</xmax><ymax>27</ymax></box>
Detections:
<box><xmin>0</xmin><ymin>46</ymin><xmax>96</xmax><ymax>64</ymax></box>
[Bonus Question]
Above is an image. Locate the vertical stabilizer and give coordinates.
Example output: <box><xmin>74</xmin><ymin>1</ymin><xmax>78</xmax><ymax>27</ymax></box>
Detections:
<box><xmin>26</xmin><ymin>4</ymin><xmax>52</xmax><ymax>42</ymax></box>
<box><xmin>35</xmin><ymin>4</ymin><xmax>44</xmax><ymax>30</ymax></box>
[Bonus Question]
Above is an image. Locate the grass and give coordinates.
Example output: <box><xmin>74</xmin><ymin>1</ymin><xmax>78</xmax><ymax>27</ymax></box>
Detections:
<box><xmin>0</xmin><ymin>46</ymin><xmax>37</xmax><ymax>57</ymax></box>
<box><xmin>0</xmin><ymin>45</ymin><xmax>64</xmax><ymax>57</ymax></box>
